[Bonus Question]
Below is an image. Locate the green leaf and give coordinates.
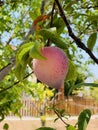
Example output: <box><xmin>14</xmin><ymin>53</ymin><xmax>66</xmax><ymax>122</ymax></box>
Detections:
<box><xmin>66</xmin><ymin>125</ymin><xmax>76</xmax><ymax>130</ymax></box>
<box><xmin>75</xmin><ymin>83</ymin><xmax>98</xmax><ymax>88</ymax></box>
<box><xmin>0</xmin><ymin>113</ymin><xmax>4</xmax><ymax>122</ymax></box>
<box><xmin>29</xmin><ymin>42</ymin><xmax>46</xmax><ymax>60</ymax></box>
<box><xmin>36</xmin><ymin>127</ymin><xmax>56</xmax><ymax>130</ymax></box>
<box><xmin>38</xmin><ymin>29</ymin><xmax>68</xmax><ymax>49</ymax></box>
<box><xmin>52</xmin><ymin>18</ymin><xmax>65</xmax><ymax>34</ymax></box>
<box><xmin>16</xmin><ymin>42</ymin><xmax>34</xmax><ymax>65</ymax></box>
<box><xmin>3</xmin><ymin>123</ymin><xmax>9</xmax><ymax>130</ymax></box>
<box><xmin>54</xmin><ymin>117</ymin><xmax>59</xmax><ymax>122</ymax></box>
<box><xmin>87</xmin><ymin>33</ymin><xmax>97</xmax><ymax>50</ymax></box>
<box><xmin>56</xmin><ymin>109</ymin><xmax>65</xmax><ymax>116</ymax></box>
<box><xmin>16</xmin><ymin>44</ymin><xmax>32</xmax><ymax>76</ymax></box>
<box><xmin>15</xmin><ymin>42</ymin><xmax>46</xmax><ymax>80</ymax></box>
<box><xmin>87</xmin><ymin>15</ymin><xmax>98</xmax><ymax>22</ymax></box>
<box><xmin>15</xmin><ymin>63</ymin><xmax>26</xmax><ymax>80</ymax></box>
<box><xmin>78</xmin><ymin>109</ymin><xmax>91</xmax><ymax>130</ymax></box>
<box><xmin>66</xmin><ymin>59</ymin><xmax>77</xmax><ymax>81</ymax></box>
<box><xmin>68</xmin><ymin>82</ymin><xmax>98</xmax><ymax>96</ymax></box>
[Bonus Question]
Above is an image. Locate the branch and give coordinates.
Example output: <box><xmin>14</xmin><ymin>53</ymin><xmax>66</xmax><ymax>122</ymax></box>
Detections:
<box><xmin>47</xmin><ymin>1</ymin><xmax>56</xmax><ymax>46</ymax></box>
<box><xmin>40</xmin><ymin>0</ymin><xmax>46</xmax><ymax>15</ymax></box>
<box><xmin>0</xmin><ymin>0</ymin><xmax>4</xmax><ymax>6</ymax></box>
<box><xmin>54</xmin><ymin>109</ymin><xmax>69</xmax><ymax>126</ymax></box>
<box><xmin>0</xmin><ymin>72</ymin><xmax>33</xmax><ymax>93</ymax></box>
<box><xmin>55</xmin><ymin>0</ymin><xmax>98</xmax><ymax>65</ymax></box>
<box><xmin>87</xmin><ymin>5</ymin><xmax>98</xmax><ymax>9</ymax></box>
<box><xmin>50</xmin><ymin>1</ymin><xmax>56</xmax><ymax>27</ymax></box>
<box><xmin>0</xmin><ymin>15</ymin><xmax>49</xmax><ymax>82</ymax></box>
<box><xmin>6</xmin><ymin>34</ymin><xmax>14</xmax><ymax>45</ymax></box>
<box><xmin>0</xmin><ymin>17</ymin><xmax>36</xmax><ymax>81</ymax></box>
<box><xmin>0</xmin><ymin>58</ymin><xmax>15</xmax><ymax>81</ymax></box>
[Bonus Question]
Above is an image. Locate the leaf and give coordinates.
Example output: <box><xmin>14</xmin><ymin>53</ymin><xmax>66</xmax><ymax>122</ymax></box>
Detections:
<box><xmin>75</xmin><ymin>83</ymin><xmax>98</xmax><ymax>88</ymax></box>
<box><xmin>16</xmin><ymin>42</ymin><xmax>34</xmax><ymax>65</ymax></box>
<box><xmin>65</xmin><ymin>59</ymin><xmax>77</xmax><ymax>81</ymax></box>
<box><xmin>54</xmin><ymin>117</ymin><xmax>59</xmax><ymax>122</ymax></box>
<box><xmin>0</xmin><ymin>113</ymin><xmax>4</xmax><ymax>122</ymax></box>
<box><xmin>29</xmin><ymin>42</ymin><xmax>46</xmax><ymax>60</ymax></box>
<box><xmin>52</xmin><ymin>18</ymin><xmax>65</xmax><ymax>34</ymax></box>
<box><xmin>38</xmin><ymin>29</ymin><xmax>68</xmax><ymax>49</ymax></box>
<box><xmin>3</xmin><ymin>123</ymin><xmax>9</xmax><ymax>130</ymax></box>
<box><xmin>87</xmin><ymin>15</ymin><xmax>98</xmax><ymax>22</ymax></box>
<box><xmin>73</xmin><ymin>82</ymin><xmax>98</xmax><ymax>90</ymax></box>
<box><xmin>87</xmin><ymin>33</ymin><xmax>97</xmax><ymax>50</ymax></box>
<box><xmin>15</xmin><ymin>42</ymin><xmax>46</xmax><ymax>80</ymax></box>
<box><xmin>66</xmin><ymin>125</ymin><xmax>76</xmax><ymax>130</ymax></box>
<box><xmin>68</xmin><ymin>82</ymin><xmax>98</xmax><ymax>96</ymax></box>
<box><xmin>15</xmin><ymin>63</ymin><xmax>26</xmax><ymax>80</ymax></box>
<box><xmin>36</xmin><ymin>127</ymin><xmax>56</xmax><ymax>130</ymax></box>
<box><xmin>78</xmin><ymin>109</ymin><xmax>91</xmax><ymax>130</ymax></box>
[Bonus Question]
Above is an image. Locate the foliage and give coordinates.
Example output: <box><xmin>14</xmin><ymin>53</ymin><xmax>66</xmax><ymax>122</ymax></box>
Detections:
<box><xmin>64</xmin><ymin>73</ymin><xmax>85</xmax><ymax>96</ymax></box>
<box><xmin>36</xmin><ymin>127</ymin><xmax>56</xmax><ymax>130</ymax></box>
<box><xmin>0</xmin><ymin>0</ymin><xmax>98</xmax><ymax>130</ymax></box>
<box><xmin>77</xmin><ymin>109</ymin><xmax>91</xmax><ymax>130</ymax></box>
<box><xmin>3</xmin><ymin>123</ymin><xmax>9</xmax><ymax>130</ymax></box>
<box><xmin>37</xmin><ymin>108</ymin><xmax>91</xmax><ymax>130</ymax></box>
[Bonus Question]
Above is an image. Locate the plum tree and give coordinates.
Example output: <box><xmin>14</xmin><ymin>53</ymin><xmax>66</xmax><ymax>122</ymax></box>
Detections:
<box><xmin>32</xmin><ymin>46</ymin><xmax>69</xmax><ymax>89</ymax></box>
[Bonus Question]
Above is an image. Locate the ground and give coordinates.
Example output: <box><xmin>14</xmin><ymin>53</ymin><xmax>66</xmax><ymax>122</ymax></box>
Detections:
<box><xmin>0</xmin><ymin>115</ymin><xmax>98</xmax><ymax>130</ymax></box>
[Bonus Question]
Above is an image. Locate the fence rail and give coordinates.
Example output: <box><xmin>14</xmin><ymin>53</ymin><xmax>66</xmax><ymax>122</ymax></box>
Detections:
<box><xmin>9</xmin><ymin>96</ymin><xmax>98</xmax><ymax>117</ymax></box>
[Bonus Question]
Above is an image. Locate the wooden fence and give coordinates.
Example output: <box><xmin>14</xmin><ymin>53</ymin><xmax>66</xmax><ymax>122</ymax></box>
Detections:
<box><xmin>9</xmin><ymin>96</ymin><xmax>98</xmax><ymax>117</ymax></box>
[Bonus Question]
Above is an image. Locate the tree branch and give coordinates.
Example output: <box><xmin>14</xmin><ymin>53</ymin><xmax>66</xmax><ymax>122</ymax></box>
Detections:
<box><xmin>0</xmin><ymin>58</ymin><xmax>15</xmax><ymax>81</ymax></box>
<box><xmin>40</xmin><ymin>0</ymin><xmax>46</xmax><ymax>15</ymax></box>
<box><xmin>0</xmin><ymin>72</ymin><xmax>33</xmax><ymax>93</ymax></box>
<box><xmin>87</xmin><ymin>5</ymin><xmax>98</xmax><ymax>9</ymax></box>
<box><xmin>55</xmin><ymin>0</ymin><xmax>98</xmax><ymax>65</ymax></box>
<box><xmin>6</xmin><ymin>35</ymin><xmax>13</xmax><ymax>45</ymax></box>
<box><xmin>0</xmin><ymin>14</ymin><xmax>49</xmax><ymax>81</ymax></box>
<box><xmin>47</xmin><ymin>1</ymin><xmax>56</xmax><ymax>46</ymax></box>
<box><xmin>54</xmin><ymin>109</ymin><xmax>69</xmax><ymax>126</ymax></box>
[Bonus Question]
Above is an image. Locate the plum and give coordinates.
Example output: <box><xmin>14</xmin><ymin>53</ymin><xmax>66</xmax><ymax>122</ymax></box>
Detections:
<box><xmin>32</xmin><ymin>46</ymin><xmax>68</xmax><ymax>89</ymax></box>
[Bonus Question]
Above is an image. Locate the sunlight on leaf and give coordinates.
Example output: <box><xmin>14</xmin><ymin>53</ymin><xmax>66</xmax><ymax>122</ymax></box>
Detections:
<box><xmin>87</xmin><ymin>33</ymin><xmax>97</xmax><ymax>51</ymax></box>
<box><xmin>38</xmin><ymin>29</ymin><xmax>68</xmax><ymax>49</ymax></box>
<box><xmin>66</xmin><ymin>125</ymin><xmax>76</xmax><ymax>130</ymax></box>
<box><xmin>66</xmin><ymin>59</ymin><xmax>77</xmax><ymax>81</ymax></box>
<box><xmin>78</xmin><ymin>109</ymin><xmax>91</xmax><ymax>130</ymax></box>
<box><xmin>29</xmin><ymin>42</ymin><xmax>46</xmax><ymax>60</ymax></box>
<box><xmin>3</xmin><ymin>123</ymin><xmax>9</xmax><ymax>130</ymax></box>
<box><xmin>36</xmin><ymin>127</ymin><xmax>56</xmax><ymax>130</ymax></box>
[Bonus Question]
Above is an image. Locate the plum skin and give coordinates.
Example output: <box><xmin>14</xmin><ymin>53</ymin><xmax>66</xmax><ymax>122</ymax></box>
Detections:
<box><xmin>32</xmin><ymin>46</ymin><xmax>69</xmax><ymax>89</ymax></box>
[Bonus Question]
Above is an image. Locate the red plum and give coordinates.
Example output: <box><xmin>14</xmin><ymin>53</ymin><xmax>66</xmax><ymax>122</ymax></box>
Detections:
<box><xmin>32</xmin><ymin>46</ymin><xmax>68</xmax><ymax>89</ymax></box>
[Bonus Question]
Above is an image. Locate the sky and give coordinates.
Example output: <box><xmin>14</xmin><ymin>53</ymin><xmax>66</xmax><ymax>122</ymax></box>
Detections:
<box><xmin>87</xmin><ymin>48</ymin><xmax>98</xmax><ymax>81</ymax></box>
<box><xmin>82</xmin><ymin>48</ymin><xmax>98</xmax><ymax>82</ymax></box>
<box><xmin>88</xmin><ymin>64</ymin><xmax>98</xmax><ymax>80</ymax></box>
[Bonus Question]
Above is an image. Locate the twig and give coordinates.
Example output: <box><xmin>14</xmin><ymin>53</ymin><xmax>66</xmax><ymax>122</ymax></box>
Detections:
<box><xmin>40</xmin><ymin>0</ymin><xmax>46</xmax><ymax>15</ymax></box>
<box><xmin>87</xmin><ymin>5</ymin><xmax>98</xmax><ymax>9</ymax></box>
<box><xmin>0</xmin><ymin>0</ymin><xmax>4</xmax><ymax>6</ymax></box>
<box><xmin>54</xmin><ymin>109</ymin><xmax>69</xmax><ymax>126</ymax></box>
<box><xmin>50</xmin><ymin>1</ymin><xmax>56</xmax><ymax>27</ymax></box>
<box><xmin>47</xmin><ymin>1</ymin><xmax>56</xmax><ymax>46</ymax></box>
<box><xmin>0</xmin><ymin>58</ymin><xmax>15</xmax><ymax>81</ymax></box>
<box><xmin>55</xmin><ymin>0</ymin><xmax>98</xmax><ymax>65</ymax></box>
<box><xmin>0</xmin><ymin>72</ymin><xmax>33</xmax><ymax>93</ymax></box>
<box><xmin>70</xmin><ymin>23</ymin><xmax>91</xmax><ymax>45</ymax></box>
<box><xmin>6</xmin><ymin>35</ymin><xmax>13</xmax><ymax>45</ymax></box>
